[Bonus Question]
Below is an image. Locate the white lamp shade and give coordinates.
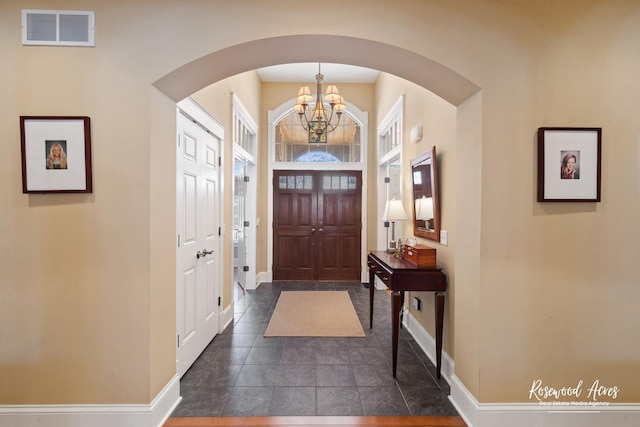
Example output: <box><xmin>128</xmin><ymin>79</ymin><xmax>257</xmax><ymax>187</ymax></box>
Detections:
<box><xmin>382</xmin><ymin>199</ymin><xmax>409</xmax><ymax>222</ymax></box>
<box><xmin>333</xmin><ymin>96</ymin><xmax>346</xmax><ymax>112</ymax></box>
<box><xmin>297</xmin><ymin>86</ymin><xmax>313</xmax><ymax>103</ymax></box>
<box><xmin>415</xmin><ymin>196</ymin><xmax>434</xmax><ymax>220</ymax></box>
<box><xmin>324</xmin><ymin>84</ymin><xmax>341</xmax><ymax>103</ymax></box>
<box><xmin>293</xmin><ymin>99</ymin><xmax>306</xmax><ymax>113</ymax></box>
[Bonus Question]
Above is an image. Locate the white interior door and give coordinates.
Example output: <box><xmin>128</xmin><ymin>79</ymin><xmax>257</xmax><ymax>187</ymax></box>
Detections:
<box><xmin>176</xmin><ymin>111</ymin><xmax>221</xmax><ymax>378</ymax></box>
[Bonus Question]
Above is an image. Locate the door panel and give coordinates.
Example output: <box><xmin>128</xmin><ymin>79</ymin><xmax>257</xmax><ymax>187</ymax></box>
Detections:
<box><xmin>204</xmin><ymin>177</ymin><xmax>218</xmax><ymax>320</ymax></box>
<box><xmin>273</xmin><ymin>172</ymin><xmax>317</xmax><ymax>280</ymax></box>
<box><xmin>205</xmin><ymin>255</ymin><xmax>217</xmax><ymax>319</ymax></box>
<box><xmin>177</xmin><ymin>112</ymin><xmax>220</xmax><ymax>378</ymax></box>
<box><xmin>183</xmin><ymin>266</ymin><xmax>196</xmax><ymax>341</ymax></box>
<box><xmin>273</xmin><ymin>170</ymin><xmax>361</xmax><ymax>281</ymax></box>
<box><xmin>317</xmin><ymin>172</ymin><xmax>361</xmax><ymax>280</ymax></box>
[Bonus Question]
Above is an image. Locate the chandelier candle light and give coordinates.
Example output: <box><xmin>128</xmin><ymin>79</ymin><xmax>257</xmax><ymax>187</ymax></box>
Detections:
<box><xmin>382</xmin><ymin>198</ymin><xmax>409</xmax><ymax>254</ymax></box>
<box><xmin>293</xmin><ymin>63</ymin><xmax>347</xmax><ymax>143</ymax></box>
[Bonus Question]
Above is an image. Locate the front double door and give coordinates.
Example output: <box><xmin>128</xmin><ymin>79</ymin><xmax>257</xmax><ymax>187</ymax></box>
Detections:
<box><xmin>273</xmin><ymin>170</ymin><xmax>362</xmax><ymax>281</ymax></box>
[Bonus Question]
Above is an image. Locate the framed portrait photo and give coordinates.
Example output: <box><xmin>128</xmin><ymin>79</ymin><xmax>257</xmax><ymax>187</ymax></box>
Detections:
<box><xmin>537</xmin><ymin>127</ymin><xmax>601</xmax><ymax>202</ymax></box>
<box><xmin>20</xmin><ymin>116</ymin><xmax>93</xmax><ymax>193</ymax></box>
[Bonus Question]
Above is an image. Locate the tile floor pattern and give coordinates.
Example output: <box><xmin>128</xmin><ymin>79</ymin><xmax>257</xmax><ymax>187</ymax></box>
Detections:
<box><xmin>170</xmin><ymin>281</ymin><xmax>459</xmax><ymax>417</ymax></box>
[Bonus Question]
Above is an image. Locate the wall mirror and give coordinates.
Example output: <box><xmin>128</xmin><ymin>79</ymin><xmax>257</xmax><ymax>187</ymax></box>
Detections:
<box><xmin>410</xmin><ymin>146</ymin><xmax>440</xmax><ymax>242</ymax></box>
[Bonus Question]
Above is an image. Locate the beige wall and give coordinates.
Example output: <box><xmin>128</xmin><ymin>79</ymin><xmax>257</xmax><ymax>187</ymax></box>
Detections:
<box><xmin>374</xmin><ymin>72</ymin><xmax>458</xmax><ymax>357</ymax></box>
<box><xmin>1</xmin><ymin>0</ymin><xmax>639</xmax><ymax>407</ymax></box>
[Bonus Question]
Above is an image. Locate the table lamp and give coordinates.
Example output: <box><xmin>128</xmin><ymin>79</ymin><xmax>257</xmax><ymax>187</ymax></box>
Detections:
<box><xmin>415</xmin><ymin>196</ymin><xmax>434</xmax><ymax>229</ymax></box>
<box><xmin>382</xmin><ymin>198</ymin><xmax>409</xmax><ymax>253</ymax></box>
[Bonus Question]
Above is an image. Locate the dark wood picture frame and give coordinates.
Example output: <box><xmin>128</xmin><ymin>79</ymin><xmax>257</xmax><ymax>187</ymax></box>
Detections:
<box><xmin>537</xmin><ymin>127</ymin><xmax>601</xmax><ymax>202</ymax></box>
<box><xmin>20</xmin><ymin>116</ymin><xmax>93</xmax><ymax>193</ymax></box>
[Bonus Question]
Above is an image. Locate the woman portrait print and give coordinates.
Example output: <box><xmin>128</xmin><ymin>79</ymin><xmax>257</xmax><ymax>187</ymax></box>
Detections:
<box><xmin>46</xmin><ymin>140</ymin><xmax>68</xmax><ymax>170</ymax></box>
<box><xmin>560</xmin><ymin>151</ymin><xmax>580</xmax><ymax>179</ymax></box>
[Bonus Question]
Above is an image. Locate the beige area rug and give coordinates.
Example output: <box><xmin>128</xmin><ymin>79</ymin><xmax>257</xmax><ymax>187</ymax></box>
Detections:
<box><xmin>264</xmin><ymin>291</ymin><xmax>366</xmax><ymax>337</ymax></box>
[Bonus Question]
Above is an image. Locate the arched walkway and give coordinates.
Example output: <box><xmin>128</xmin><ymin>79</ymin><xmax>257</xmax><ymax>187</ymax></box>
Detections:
<box><xmin>153</xmin><ymin>33</ymin><xmax>484</xmax><ymax>422</ymax></box>
<box><xmin>153</xmin><ymin>35</ymin><xmax>479</xmax><ymax>106</ymax></box>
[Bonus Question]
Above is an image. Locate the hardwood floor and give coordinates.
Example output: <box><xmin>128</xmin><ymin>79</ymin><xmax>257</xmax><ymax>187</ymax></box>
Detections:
<box><xmin>164</xmin><ymin>415</ymin><xmax>467</xmax><ymax>427</ymax></box>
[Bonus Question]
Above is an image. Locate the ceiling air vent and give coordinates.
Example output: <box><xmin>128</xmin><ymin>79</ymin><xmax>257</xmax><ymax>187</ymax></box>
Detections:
<box><xmin>22</xmin><ymin>9</ymin><xmax>95</xmax><ymax>47</ymax></box>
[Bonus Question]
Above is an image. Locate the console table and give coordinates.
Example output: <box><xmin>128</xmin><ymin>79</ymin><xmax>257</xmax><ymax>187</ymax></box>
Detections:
<box><xmin>367</xmin><ymin>250</ymin><xmax>446</xmax><ymax>379</ymax></box>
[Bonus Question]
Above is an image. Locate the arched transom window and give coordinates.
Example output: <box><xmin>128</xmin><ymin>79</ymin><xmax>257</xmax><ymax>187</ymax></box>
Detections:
<box><xmin>274</xmin><ymin>108</ymin><xmax>361</xmax><ymax>163</ymax></box>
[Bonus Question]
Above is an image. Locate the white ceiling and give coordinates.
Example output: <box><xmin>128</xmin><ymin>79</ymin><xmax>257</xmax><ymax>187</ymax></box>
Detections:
<box><xmin>256</xmin><ymin>62</ymin><xmax>379</xmax><ymax>84</ymax></box>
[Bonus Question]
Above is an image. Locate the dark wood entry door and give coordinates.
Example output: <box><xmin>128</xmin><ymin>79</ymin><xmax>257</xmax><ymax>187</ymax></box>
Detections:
<box><xmin>273</xmin><ymin>170</ymin><xmax>362</xmax><ymax>281</ymax></box>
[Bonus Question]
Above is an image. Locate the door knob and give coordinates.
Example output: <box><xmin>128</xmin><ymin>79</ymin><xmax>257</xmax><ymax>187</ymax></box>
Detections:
<box><xmin>311</xmin><ymin>228</ymin><xmax>316</xmax><ymax>232</ymax></box>
<box><xmin>319</xmin><ymin>228</ymin><xmax>323</xmax><ymax>232</ymax></box>
<box><xmin>196</xmin><ymin>249</ymin><xmax>213</xmax><ymax>259</ymax></box>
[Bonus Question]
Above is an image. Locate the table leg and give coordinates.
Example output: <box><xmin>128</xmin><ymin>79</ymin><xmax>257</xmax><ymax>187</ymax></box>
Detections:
<box><xmin>435</xmin><ymin>291</ymin><xmax>445</xmax><ymax>379</ymax></box>
<box><xmin>391</xmin><ymin>289</ymin><xmax>402</xmax><ymax>378</ymax></box>
<box><xmin>399</xmin><ymin>291</ymin><xmax>405</xmax><ymax>329</ymax></box>
<box><xmin>369</xmin><ymin>269</ymin><xmax>375</xmax><ymax>329</ymax></box>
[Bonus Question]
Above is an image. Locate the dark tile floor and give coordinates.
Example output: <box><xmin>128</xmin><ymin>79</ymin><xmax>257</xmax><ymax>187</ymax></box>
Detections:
<box><xmin>170</xmin><ymin>281</ymin><xmax>459</xmax><ymax>417</ymax></box>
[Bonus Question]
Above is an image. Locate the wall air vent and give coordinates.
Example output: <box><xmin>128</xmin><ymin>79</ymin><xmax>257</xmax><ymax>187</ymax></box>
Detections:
<box><xmin>22</xmin><ymin>9</ymin><xmax>95</xmax><ymax>47</ymax></box>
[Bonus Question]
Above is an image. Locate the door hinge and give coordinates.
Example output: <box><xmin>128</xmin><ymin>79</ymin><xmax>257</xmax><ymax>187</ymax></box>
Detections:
<box><xmin>244</xmin><ymin>176</ymin><xmax>250</xmax><ymax>182</ymax></box>
<box><xmin>177</xmin><ymin>234</ymin><xmax>180</xmax><ymax>247</ymax></box>
<box><xmin>177</xmin><ymin>134</ymin><xmax>181</xmax><ymax>147</ymax></box>
<box><xmin>384</xmin><ymin>177</ymin><xmax>391</xmax><ymax>183</ymax></box>
<box><xmin>244</xmin><ymin>221</ymin><xmax>250</xmax><ymax>227</ymax></box>
<box><xmin>243</xmin><ymin>265</ymin><xmax>249</xmax><ymax>272</ymax></box>
<box><xmin>218</xmin><ymin>156</ymin><xmax>222</xmax><ymax>166</ymax></box>
<box><xmin>218</xmin><ymin>296</ymin><xmax>221</xmax><ymax>306</ymax></box>
<box><xmin>177</xmin><ymin>334</ymin><xmax>180</xmax><ymax>348</ymax></box>
<box><xmin>218</xmin><ymin>226</ymin><xmax>221</xmax><ymax>236</ymax></box>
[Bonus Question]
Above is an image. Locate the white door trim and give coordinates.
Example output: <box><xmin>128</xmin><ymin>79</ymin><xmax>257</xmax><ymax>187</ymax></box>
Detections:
<box><xmin>231</xmin><ymin>93</ymin><xmax>258</xmax><ymax>290</ymax></box>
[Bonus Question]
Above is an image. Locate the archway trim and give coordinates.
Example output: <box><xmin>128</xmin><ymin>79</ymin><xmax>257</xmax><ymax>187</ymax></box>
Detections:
<box><xmin>153</xmin><ymin>34</ymin><xmax>480</xmax><ymax>106</ymax></box>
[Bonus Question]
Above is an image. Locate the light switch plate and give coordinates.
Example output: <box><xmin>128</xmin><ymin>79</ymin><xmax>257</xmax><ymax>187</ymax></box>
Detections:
<box><xmin>440</xmin><ymin>230</ymin><xmax>448</xmax><ymax>245</ymax></box>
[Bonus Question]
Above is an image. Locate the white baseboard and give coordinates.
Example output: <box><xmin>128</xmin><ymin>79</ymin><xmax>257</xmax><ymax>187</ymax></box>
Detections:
<box><xmin>0</xmin><ymin>375</ymin><xmax>181</xmax><ymax>427</ymax></box>
<box><xmin>257</xmin><ymin>271</ymin><xmax>271</xmax><ymax>286</ymax></box>
<box><xmin>449</xmin><ymin>374</ymin><xmax>479</xmax><ymax>427</ymax></box>
<box><xmin>361</xmin><ymin>270</ymin><xmax>369</xmax><ymax>283</ymax></box>
<box><xmin>402</xmin><ymin>310</ymin><xmax>454</xmax><ymax>384</ymax></box>
<box><xmin>219</xmin><ymin>300</ymin><xmax>234</xmax><ymax>332</ymax></box>
<box><xmin>449</xmin><ymin>373</ymin><xmax>640</xmax><ymax>427</ymax></box>
<box><xmin>404</xmin><ymin>314</ymin><xmax>640</xmax><ymax>426</ymax></box>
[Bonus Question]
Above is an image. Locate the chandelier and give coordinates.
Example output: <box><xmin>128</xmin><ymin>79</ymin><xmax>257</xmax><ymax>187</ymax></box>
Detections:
<box><xmin>293</xmin><ymin>63</ymin><xmax>346</xmax><ymax>143</ymax></box>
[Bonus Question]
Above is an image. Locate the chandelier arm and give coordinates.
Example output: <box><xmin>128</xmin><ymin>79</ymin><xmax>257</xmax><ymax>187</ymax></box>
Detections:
<box><xmin>325</xmin><ymin>103</ymin><xmax>335</xmax><ymax>125</ymax></box>
<box><xmin>298</xmin><ymin>110</ymin><xmax>311</xmax><ymax>131</ymax></box>
<box><xmin>325</xmin><ymin>111</ymin><xmax>342</xmax><ymax>132</ymax></box>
